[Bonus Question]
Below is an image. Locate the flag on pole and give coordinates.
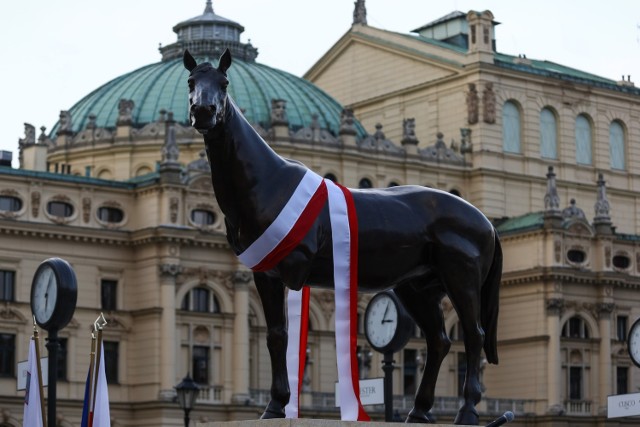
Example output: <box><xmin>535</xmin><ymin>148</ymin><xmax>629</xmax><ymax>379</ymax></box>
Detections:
<box><xmin>92</xmin><ymin>342</ymin><xmax>111</xmax><ymax>427</ymax></box>
<box><xmin>81</xmin><ymin>340</ymin><xmax>111</xmax><ymax>427</ymax></box>
<box><xmin>23</xmin><ymin>338</ymin><xmax>44</xmax><ymax>427</ymax></box>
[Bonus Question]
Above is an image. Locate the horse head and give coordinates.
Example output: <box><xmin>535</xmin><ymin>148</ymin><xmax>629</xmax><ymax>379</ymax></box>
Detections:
<box><xmin>183</xmin><ymin>49</ymin><xmax>232</xmax><ymax>134</ymax></box>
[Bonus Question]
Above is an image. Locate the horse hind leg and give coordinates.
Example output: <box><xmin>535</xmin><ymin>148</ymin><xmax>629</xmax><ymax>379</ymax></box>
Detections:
<box><xmin>395</xmin><ymin>284</ymin><xmax>450</xmax><ymax>424</ymax></box>
<box><xmin>438</xmin><ymin>255</ymin><xmax>485</xmax><ymax>425</ymax></box>
<box><xmin>254</xmin><ymin>272</ymin><xmax>289</xmax><ymax>418</ymax></box>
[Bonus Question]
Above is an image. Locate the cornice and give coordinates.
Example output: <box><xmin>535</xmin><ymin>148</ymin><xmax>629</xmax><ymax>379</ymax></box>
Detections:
<box><xmin>501</xmin><ymin>266</ymin><xmax>640</xmax><ymax>288</ymax></box>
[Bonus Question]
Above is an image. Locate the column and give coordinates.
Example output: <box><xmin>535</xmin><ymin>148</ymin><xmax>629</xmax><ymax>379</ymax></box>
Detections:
<box><xmin>231</xmin><ymin>271</ymin><xmax>252</xmax><ymax>403</ymax></box>
<box><xmin>546</xmin><ymin>298</ymin><xmax>564</xmax><ymax>414</ymax></box>
<box><xmin>158</xmin><ymin>263</ymin><xmax>181</xmax><ymax>400</ymax></box>
<box><xmin>598</xmin><ymin>303</ymin><xmax>614</xmax><ymax>413</ymax></box>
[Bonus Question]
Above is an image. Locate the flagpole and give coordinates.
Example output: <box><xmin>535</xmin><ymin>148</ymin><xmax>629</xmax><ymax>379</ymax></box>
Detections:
<box><xmin>32</xmin><ymin>318</ymin><xmax>47</xmax><ymax>426</ymax></box>
<box><xmin>87</xmin><ymin>330</ymin><xmax>97</xmax><ymax>427</ymax></box>
<box><xmin>90</xmin><ymin>314</ymin><xmax>107</xmax><ymax>424</ymax></box>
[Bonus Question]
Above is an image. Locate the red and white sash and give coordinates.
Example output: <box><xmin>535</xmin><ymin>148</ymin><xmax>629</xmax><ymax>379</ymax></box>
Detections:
<box><xmin>237</xmin><ymin>170</ymin><xmax>369</xmax><ymax>421</ymax></box>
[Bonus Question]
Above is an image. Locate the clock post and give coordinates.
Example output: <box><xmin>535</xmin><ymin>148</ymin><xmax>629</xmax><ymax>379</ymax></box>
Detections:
<box><xmin>30</xmin><ymin>258</ymin><xmax>78</xmax><ymax>427</ymax></box>
<box><xmin>382</xmin><ymin>351</ymin><xmax>395</xmax><ymax>422</ymax></box>
<box><xmin>363</xmin><ymin>290</ymin><xmax>414</xmax><ymax>422</ymax></box>
<box><xmin>45</xmin><ymin>329</ymin><xmax>60</xmax><ymax>427</ymax></box>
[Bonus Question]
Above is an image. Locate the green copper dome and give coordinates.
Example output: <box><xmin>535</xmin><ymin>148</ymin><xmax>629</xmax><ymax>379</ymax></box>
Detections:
<box><xmin>50</xmin><ymin>2</ymin><xmax>365</xmax><ymax>139</ymax></box>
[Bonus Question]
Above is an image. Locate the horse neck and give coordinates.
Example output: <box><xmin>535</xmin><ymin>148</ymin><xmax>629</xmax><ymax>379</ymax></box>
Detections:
<box><xmin>204</xmin><ymin>99</ymin><xmax>306</xmax><ymax>245</ymax></box>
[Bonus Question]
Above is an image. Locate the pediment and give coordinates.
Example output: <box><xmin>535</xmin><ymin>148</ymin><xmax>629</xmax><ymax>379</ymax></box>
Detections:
<box><xmin>307</xmin><ymin>28</ymin><xmax>463</xmax><ymax>107</ymax></box>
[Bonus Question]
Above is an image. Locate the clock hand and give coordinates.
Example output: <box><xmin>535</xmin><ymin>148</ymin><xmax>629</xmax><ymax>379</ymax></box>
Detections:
<box><xmin>382</xmin><ymin>319</ymin><xmax>394</xmax><ymax>323</ymax></box>
<box><xmin>382</xmin><ymin>301</ymin><xmax>390</xmax><ymax>324</ymax></box>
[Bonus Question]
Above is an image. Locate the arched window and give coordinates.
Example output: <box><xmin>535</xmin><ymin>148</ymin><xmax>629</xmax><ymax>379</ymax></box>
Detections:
<box><xmin>540</xmin><ymin>108</ymin><xmax>557</xmax><ymax>159</ymax></box>
<box><xmin>575</xmin><ymin>115</ymin><xmax>592</xmax><ymax>165</ymax></box>
<box><xmin>609</xmin><ymin>121</ymin><xmax>625</xmax><ymax>170</ymax></box>
<box><xmin>324</xmin><ymin>173</ymin><xmax>338</xmax><ymax>183</ymax></box>
<box><xmin>181</xmin><ymin>287</ymin><xmax>221</xmax><ymax>313</ymax></box>
<box><xmin>502</xmin><ymin>101</ymin><xmax>521</xmax><ymax>153</ymax></box>
<box><xmin>358</xmin><ymin>178</ymin><xmax>373</xmax><ymax>189</ymax></box>
<box><xmin>562</xmin><ymin>316</ymin><xmax>590</xmax><ymax>339</ymax></box>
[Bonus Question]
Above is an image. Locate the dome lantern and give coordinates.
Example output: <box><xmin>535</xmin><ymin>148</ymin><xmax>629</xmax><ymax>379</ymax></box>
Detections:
<box><xmin>159</xmin><ymin>0</ymin><xmax>258</xmax><ymax>62</ymax></box>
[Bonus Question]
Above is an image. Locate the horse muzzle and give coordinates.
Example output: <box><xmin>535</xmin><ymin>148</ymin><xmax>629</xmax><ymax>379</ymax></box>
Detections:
<box><xmin>190</xmin><ymin>104</ymin><xmax>217</xmax><ymax>133</ymax></box>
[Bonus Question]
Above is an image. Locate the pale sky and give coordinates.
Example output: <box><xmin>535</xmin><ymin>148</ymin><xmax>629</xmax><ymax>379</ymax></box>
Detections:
<box><xmin>1</xmin><ymin>0</ymin><xmax>639</xmax><ymax>167</ymax></box>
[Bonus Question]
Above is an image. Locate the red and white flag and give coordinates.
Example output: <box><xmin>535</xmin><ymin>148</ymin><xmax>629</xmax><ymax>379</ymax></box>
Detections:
<box><xmin>23</xmin><ymin>338</ymin><xmax>44</xmax><ymax>427</ymax></box>
<box><xmin>82</xmin><ymin>342</ymin><xmax>111</xmax><ymax>427</ymax></box>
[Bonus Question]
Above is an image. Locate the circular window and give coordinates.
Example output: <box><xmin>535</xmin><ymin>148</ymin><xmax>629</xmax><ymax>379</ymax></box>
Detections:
<box><xmin>97</xmin><ymin>206</ymin><xmax>124</xmax><ymax>223</ymax></box>
<box><xmin>191</xmin><ymin>209</ymin><xmax>216</xmax><ymax>226</ymax></box>
<box><xmin>0</xmin><ymin>195</ymin><xmax>22</xmax><ymax>212</ymax></box>
<box><xmin>567</xmin><ymin>249</ymin><xmax>586</xmax><ymax>264</ymax></box>
<box><xmin>613</xmin><ymin>254</ymin><xmax>631</xmax><ymax>270</ymax></box>
<box><xmin>47</xmin><ymin>201</ymin><xmax>74</xmax><ymax>217</ymax></box>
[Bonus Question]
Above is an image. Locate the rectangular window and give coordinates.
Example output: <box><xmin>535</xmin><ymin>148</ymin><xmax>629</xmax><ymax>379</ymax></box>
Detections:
<box><xmin>101</xmin><ymin>279</ymin><xmax>117</xmax><ymax>311</ymax></box>
<box><xmin>103</xmin><ymin>341</ymin><xmax>119</xmax><ymax>384</ymax></box>
<box><xmin>0</xmin><ymin>270</ymin><xmax>15</xmax><ymax>301</ymax></box>
<box><xmin>403</xmin><ymin>349</ymin><xmax>417</xmax><ymax>396</ymax></box>
<box><xmin>193</xmin><ymin>346</ymin><xmax>209</xmax><ymax>384</ymax></box>
<box><xmin>617</xmin><ymin>316</ymin><xmax>628</xmax><ymax>341</ymax></box>
<box><xmin>57</xmin><ymin>338</ymin><xmax>68</xmax><ymax>381</ymax></box>
<box><xmin>569</xmin><ymin>366</ymin><xmax>582</xmax><ymax>400</ymax></box>
<box><xmin>0</xmin><ymin>334</ymin><xmax>15</xmax><ymax>377</ymax></box>
<box><xmin>617</xmin><ymin>366</ymin><xmax>629</xmax><ymax>394</ymax></box>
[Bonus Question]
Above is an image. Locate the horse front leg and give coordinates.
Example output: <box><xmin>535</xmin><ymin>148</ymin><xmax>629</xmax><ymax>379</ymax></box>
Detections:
<box><xmin>254</xmin><ymin>272</ymin><xmax>289</xmax><ymax>418</ymax></box>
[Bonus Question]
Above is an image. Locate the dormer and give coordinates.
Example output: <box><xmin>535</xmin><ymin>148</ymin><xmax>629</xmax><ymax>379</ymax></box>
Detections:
<box><xmin>412</xmin><ymin>10</ymin><xmax>497</xmax><ymax>64</ymax></box>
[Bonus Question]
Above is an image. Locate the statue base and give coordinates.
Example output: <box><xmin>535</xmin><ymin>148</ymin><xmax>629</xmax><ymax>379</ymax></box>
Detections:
<box><xmin>201</xmin><ymin>420</ymin><xmax>470</xmax><ymax>427</ymax></box>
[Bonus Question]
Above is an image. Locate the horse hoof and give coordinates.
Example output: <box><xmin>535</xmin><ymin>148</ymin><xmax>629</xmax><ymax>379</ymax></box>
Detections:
<box><xmin>453</xmin><ymin>407</ymin><xmax>479</xmax><ymax>425</ymax></box>
<box><xmin>260</xmin><ymin>401</ymin><xmax>286</xmax><ymax>419</ymax></box>
<box><xmin>406</xmin><ymin>408</ymin><xmax>437</xmax><ymax>424</ymax></box>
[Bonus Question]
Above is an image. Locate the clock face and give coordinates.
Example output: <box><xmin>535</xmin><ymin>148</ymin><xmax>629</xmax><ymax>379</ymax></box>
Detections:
<box><xmin>32</xmin><ymin>264</ymin><xmax>58</xmax><ymax>325</ymax></box>
<box><xmin>30</xmin><ymin>258</ymin><xmax>78</xmax><ymax>331</ymax></box>
<box><xmin>365</xmin><ymin>294</ymin><xmax>399</xmax><ymax>349</ymax></box>
<box><xmin>628</xmin><ymin>319</ymin><xmax>640</xmax><ymax>368</ymax></box>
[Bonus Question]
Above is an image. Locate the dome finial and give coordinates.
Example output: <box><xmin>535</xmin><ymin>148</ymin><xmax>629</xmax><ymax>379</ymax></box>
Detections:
<box><xmin>204</xmin><ymin>0</ymin><xmax>213</xmax><ymax>14</ymax></box>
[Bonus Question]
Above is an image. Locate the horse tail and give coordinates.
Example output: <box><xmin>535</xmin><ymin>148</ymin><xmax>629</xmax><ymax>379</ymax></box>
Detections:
<box><xmin>481</xmin><ymin>230</ymin><xmax>502</xmax><ymax>365</ymax></box>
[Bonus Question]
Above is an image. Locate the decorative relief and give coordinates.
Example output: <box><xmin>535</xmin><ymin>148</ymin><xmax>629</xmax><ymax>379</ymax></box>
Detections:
<box><xmin>82</xmin><ymin>197</ymin><xmax>91</xmax><ymax>223</ymax></box>
<box><xmin>466</xmin><ymin>83</ymin><xmax>479</xmax><ymax>124</ymax></box>
<box><xmin>170</xmin><ymin>197</ymin><xmax>179</xmax><ymax>223</ymax></box>
<box><xmin>482</xmin><ymin>82</ymin><xmax>496</xmax><ymax>124</ymax></box>
<box><xmin>31</xmin><ymin>191</ymin><xmax>40</xmax><ymax>217</ymax></box>
<box><xmin>546</xmin><ymin>298</ymin><xmax>564</xmax><ymax>315</ymax></box>
<box><xmin>270</xmin><ymin>99</ymin><xmax>288</xmax><ymax>125</ymax></box>
<box><xmin>554</xmin><ymin>240</ymin><xmax>562</xmax><ymax>263</ymax></box>
<box><xmin>117</xmin><ymin>99</ymin><xmax>135</xmax><ymax>126</ymax></box>
<box><xmin>159</xmin><ymin>263</ymin><xmax>182</xmax><ymax>277</ymax></box>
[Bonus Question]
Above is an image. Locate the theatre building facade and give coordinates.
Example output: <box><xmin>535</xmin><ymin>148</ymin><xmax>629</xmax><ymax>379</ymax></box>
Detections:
<box><xmin>1</xmin><ymin>2</ymin><xmax>640</xmax><ymax>425</ymax></box>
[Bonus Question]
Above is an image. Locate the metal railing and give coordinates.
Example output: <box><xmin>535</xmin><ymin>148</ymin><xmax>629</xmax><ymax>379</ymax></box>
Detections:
<box><xmin>564</xmin><ymin>399</ymin><xmax>592</xmax><ymax>415</ymax></box>
<box><xmin>247</xmin><ymin>389</ymin><xmax>536</xmax><ymax>417</ymax></box>
<box><xmin>197</xmin><ymin>385</ymin><xmax>223</xmax><ymax>404</ymax></box>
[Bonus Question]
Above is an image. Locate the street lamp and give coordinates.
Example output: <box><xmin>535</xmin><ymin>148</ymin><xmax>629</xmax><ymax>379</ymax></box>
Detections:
<box><xmin>175</xmin><ymin>374</ymin><xmax>199</xmax><ymax>427</ymax></box>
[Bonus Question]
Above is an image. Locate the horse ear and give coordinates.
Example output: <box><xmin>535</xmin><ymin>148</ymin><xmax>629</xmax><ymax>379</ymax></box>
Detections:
<box><xmin>218</xmin><ymin>48</ymin><xmax>232</xmax><ymax>75</ymax></box>
<box><xmin>183</xmin><ymin>49</ymin><xmax>197</xmax><ymax>72</ymax></box>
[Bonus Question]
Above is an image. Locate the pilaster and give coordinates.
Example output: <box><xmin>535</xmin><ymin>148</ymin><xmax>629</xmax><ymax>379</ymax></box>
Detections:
<box><xmin>157</xmin><ymin>262</ymin><xmax>182</xmax><ymax>400</ymax></box>
<box><xmin>231</xmin><ymin>270</ymin><xmax>253</xmax><ymax>404</ymax></box>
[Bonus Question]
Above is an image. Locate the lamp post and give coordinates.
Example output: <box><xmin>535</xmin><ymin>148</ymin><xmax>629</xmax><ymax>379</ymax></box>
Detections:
<box><xmin>175</xmin><ymin>374</ymin><xmax>199</xmax><ymax>427</ymax></box>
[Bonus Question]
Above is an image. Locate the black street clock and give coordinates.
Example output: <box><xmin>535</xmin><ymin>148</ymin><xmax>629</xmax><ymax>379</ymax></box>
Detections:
<box><xmin>31</xmin><ymin>258</ymin><xmax>77</xmax><ymax>331</ymax></box>
<box><xmin>364</xmin><ymin>290</ymin><xmax>414</xmax><ymax>353</ymax></box>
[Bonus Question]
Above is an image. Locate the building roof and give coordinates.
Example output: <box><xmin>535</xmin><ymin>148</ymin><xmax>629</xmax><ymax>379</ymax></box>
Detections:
<box><xmin>49</xmin><ymin>2</ymin><xmax>365</xmax><ymax>139</ymax></box>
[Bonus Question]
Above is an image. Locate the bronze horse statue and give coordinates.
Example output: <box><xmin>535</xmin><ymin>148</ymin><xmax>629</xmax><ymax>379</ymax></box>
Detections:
<box><xmin>183</xmin><ymin>48</ymin><xmax>502</xmax><ymax>425</ymax></box>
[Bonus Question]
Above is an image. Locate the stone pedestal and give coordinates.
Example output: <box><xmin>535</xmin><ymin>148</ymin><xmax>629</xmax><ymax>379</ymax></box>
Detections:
<box><xmin>199</xmin><ymin>420</ymin><xmax>470</xmax><ymax>427</ymax></box>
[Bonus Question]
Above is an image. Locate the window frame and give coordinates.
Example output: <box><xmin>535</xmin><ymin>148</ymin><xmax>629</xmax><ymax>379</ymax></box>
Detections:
<box><xmin>502</xmin><ymin>100</ymin><xmax>522</xmax><ymax>154</ymax></box>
